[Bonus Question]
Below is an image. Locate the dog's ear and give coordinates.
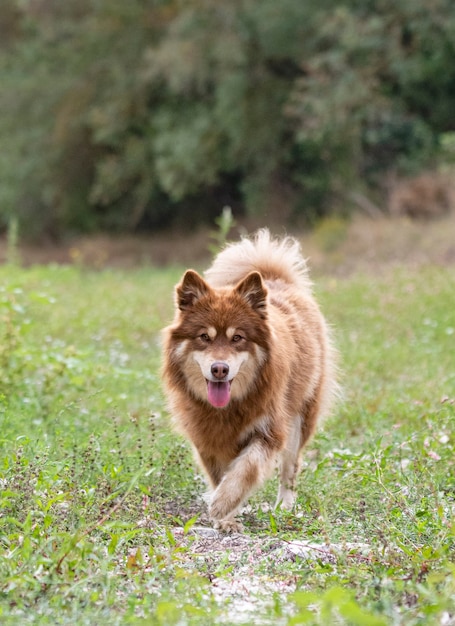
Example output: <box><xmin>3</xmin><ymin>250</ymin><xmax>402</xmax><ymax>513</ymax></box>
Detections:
<box><xmin>235</xmin><ymin>271</ymin><xmax>267</xmax><ymax>318</ymax></box>
<box><xmin>176</xmin><ymin>270</ymin><xmax>210</xmax><ymax>311</ymax></box>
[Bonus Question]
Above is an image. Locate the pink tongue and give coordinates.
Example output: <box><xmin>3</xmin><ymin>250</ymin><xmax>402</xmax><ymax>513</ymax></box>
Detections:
<box><xmin>207</xmin><ymin>381</ymin><xmax>231</xmax><ymax>408</ymax></box>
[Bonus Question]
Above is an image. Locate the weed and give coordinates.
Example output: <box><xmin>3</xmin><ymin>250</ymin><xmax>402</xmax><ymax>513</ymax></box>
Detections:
<box><xmin>208</xmin><ymin>206</ymin><xmax>237</xmax><ymax>255</ymax></box>
<box><xmin>6</xmin><ymin>216</ymin><xmax>20</xmax><ymax>267</ymax></box>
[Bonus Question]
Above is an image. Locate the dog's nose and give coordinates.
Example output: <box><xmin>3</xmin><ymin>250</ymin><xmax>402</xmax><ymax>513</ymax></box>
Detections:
<box><xmin>211</xmin><ymin>361</ymin><xmax>229</xmax><ymax>380</ymax></box>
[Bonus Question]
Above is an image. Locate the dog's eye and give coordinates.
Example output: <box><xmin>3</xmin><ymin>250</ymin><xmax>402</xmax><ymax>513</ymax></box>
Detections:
<box><xmin>199</xmin><ymin>333</ymin><xmax>211</xmax><ymax>342</ymax></box>
<box><xmin>232</xmin><ymin>334</ymin><xmax>244</xmax><ymax>343</ymax></box>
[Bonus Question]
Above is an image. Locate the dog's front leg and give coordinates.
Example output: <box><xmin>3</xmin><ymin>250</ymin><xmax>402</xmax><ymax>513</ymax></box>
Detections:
<box><xmin>209</xmin><ymin>439</ymin><xmax>277</xmax><ymax>531</ymax></box>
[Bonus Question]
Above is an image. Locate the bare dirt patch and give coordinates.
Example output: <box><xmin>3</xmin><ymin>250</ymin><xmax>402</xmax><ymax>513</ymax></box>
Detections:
<box><xmin>166</xmin><ymin>526</ymin><xmax>375</xmax><ymax>624</ymax></box>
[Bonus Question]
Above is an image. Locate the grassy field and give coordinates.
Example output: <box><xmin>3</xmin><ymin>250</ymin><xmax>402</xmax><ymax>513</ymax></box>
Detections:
<box><xmin>0</xmin><ymin>250</ymin><xmax>454</xmax><ymax>624</ymax></box>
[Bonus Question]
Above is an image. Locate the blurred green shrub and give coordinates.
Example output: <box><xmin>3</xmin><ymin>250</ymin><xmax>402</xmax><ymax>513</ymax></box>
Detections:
<box><xmin>0</xmin><ymin>0</ymin><xmax>454</xmax><ymax>237</ymax></box>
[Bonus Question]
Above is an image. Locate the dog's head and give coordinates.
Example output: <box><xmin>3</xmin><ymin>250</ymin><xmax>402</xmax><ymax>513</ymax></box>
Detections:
<box><xmin>168</xmin><ymin>270</ymin><xmax>269</xmax><ymax>408</ymax></box>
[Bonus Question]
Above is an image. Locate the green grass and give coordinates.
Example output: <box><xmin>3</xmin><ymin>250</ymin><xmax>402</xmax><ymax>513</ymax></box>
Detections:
<box><xmin>0</xmin><ymin>262</ymin><xmax>454</xmax><ymax>625</ymax></box>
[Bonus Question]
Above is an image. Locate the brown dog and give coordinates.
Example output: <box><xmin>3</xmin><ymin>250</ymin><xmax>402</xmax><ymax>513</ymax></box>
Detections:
<box><xmin>162</xmin><ymin>230</ymin><xmax>337</xmax><ymax>531</ymax></box>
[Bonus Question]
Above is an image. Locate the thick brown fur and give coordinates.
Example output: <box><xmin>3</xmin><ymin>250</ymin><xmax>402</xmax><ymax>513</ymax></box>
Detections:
<box><xmin>162</xmin><ymin>230</ymin><xmax>337</xmax><ymax>531</ymax></box>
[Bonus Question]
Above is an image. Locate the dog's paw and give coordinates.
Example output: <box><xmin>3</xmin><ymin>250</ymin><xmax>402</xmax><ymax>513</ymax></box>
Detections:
<box><xmin>213</xmin><ymin>518</ymin><xmax>244</xmax><ymax>533</ymax></box>
<box><xmin>275</xmin><ymin>487</ymin><xmax>297</xmax><ymax>511</ymax></box>
<box><xmin>209</xmin><ymin>496</ymin><xmax>231</xmax><ymax>521</ymax></box>
<box><xmin>209</xmin><ymin>495</ymin><xmax>243</xmax><ymax>533</ymax></box>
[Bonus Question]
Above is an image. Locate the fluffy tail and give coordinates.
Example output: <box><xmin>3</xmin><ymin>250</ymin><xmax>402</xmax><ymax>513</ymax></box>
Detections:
<box><xmin>205</xmin><ymin>229</ymin><xmax>312</xmax><ymax>291</ymax></box>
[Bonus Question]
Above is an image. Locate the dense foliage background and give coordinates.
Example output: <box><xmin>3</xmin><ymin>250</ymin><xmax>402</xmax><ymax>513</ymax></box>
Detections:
<box><xmin>1</xmin><ymin>0</ymin><xmax>455</xmax><ymax>237</ymax></box>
